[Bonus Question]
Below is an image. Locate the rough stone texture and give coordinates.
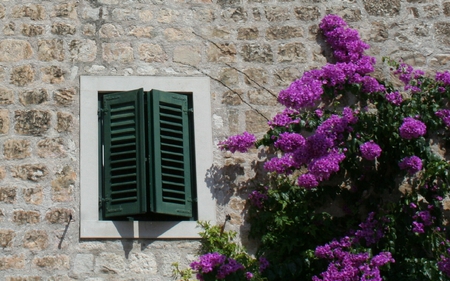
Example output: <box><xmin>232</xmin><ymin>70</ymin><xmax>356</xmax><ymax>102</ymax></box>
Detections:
<box><xmin>23</xmin><ymin>230</ymin><xmax>48</xmax><ymax>250</ymax></box>
<box><xmin>207</xmin><ymin>43</ymin><xmax>236</xmax><ymax>63</ymax></box>
<box><xmin>37</xmin><ymin>138</ymin><xmax>66</xmax><ymax>158</ymax></box>
<box><xmin>0</xmin><ymin>87</ymin><xmax>14</xmax><ymax>104</ymax></box>
<box><xmin>10</xmin><ymin>65</ymin><xmax>35</xmax><ymax>87</ymax></box>
<box><xmin>45</xmin><ymin>208</ymin><xmax>72</xmax><ymax>224</ymax></box>
<box><xmin>0</xmin><ymin>229</ymin><xmax>15</xmax><ymax>248</ymax></box>
<box><xmin>12</xmin><ymin>4</ymin><xmax>46</xmax><ymax>20</ymax></box>
<box><xmin>0</xmin><ymin>187</ymin><xmax>16</xmax><ymax>203</ymax></box>
<box><xmin>33</xmin><ymin>255</ymin><xmax>70</xmax><ymax>269</ymax></box>
<box><xmin>51</xmin><ymin>166</ymin><xmax>76</xmax><ymax>202</ymax></box>
<box><xmin>3</xmin><ymin>139</ymin><xmax>30</xmax><ymax>160</ymax></box>
<box><xmin>294</xmin><ymin>6</ymin><xmax>321</xmax><ymax>21</ymax></box>
<box><xmin>13</xmin><ymin>210</ymin><xmax>40</xmax><ymax>225</ymax></box>
<box><xmin>69</xmin><ymin>40</ymin><xmax>97</xmax><ymax>62</ymax></box>
<box><xmin>38</xmin><ymin>40</ymin><xmax>64</xmax><ymax>61</ymax></box>
<box><xmin>241</xmin><ymin>44</ymin><xmax>273</xmax><ymax>63</ymax></box>
<box><xmin>51</xmin><ymin>22</ymin><xmax>76</xmax><ymax>35</ymax></box>
<box><xmin>222</xmin><ymin>90</ymin><xmax>243</xmax><ymax>106</ymax></box>
<box><xmin>23</xmin><ymin>186</ymin><xmax>43</xmax><ymax>205</ymax></box>
<box><xmin>173</xmin><ymin>45</ymin><xmax>202</xmax><ymax>66</ymax></box>
<box><xmin>102</xmin><ymin>43</ymin><xmax>134</xmax><ymax>63</ymax></box>
<box><xmin>0</xmin><ymin>255</ymin><xmax>25</xmax><ymax>270</ymax></box>
<box><xmin>266</xmin><ymin>26</ymin><xmax>303</xmax><ymax>40</ymax></box>
<box><xmin>56</xmin><ymin>112</ymin><xmax>73</xmax><ymax>133</ymax></box>
<box><xmin>11</xmin><ymin>164</ymin><xmax>48</xmax><ymax>182</ymax></box>
<box><xmin>15</xmin><ymin>110</ymin><xmax>51</xmax><ymax>136</ymax></box>
<box><xmin>19</xmin><ymin>89</ymin><xmax>48</xmax><ymax>105</ymax></box>
<box><xmin>237</xmin><ymin>27</ymin><xmax>259</xmax><ymax>40</ymax></box>
<box><xmin>21</xmin><ymin>24</ymin><xmax>44</xmax><ymax>37</ymax></box>
<box><xmin>138</xmin><ymin>43</ymin><xmax>166</xmax><ymax>63</ymax></box>
<box><xmin>363</xmin><ymin>0</ymin><xmax>401</xmax><ymax>17</ymax></box>
<box><xmin>54</xmin><ymin>89</ymin><xmax>75</xmax><ymax>106</ymax></box>
<box><xmin>277</xmin><ymin>42</ymin><xmax>307</xmax><ymax>62</ymax></box>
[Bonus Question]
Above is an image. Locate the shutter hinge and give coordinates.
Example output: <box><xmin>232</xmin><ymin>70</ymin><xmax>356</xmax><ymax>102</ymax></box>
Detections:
<box><xmin>184</xmin><ymin>108</ymin><xmax>194</xmax><ymax>114</ymax></box>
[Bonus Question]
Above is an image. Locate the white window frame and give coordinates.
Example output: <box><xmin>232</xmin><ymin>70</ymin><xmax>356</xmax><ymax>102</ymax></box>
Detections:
<box><xmin>80</xmin><ymin>76</ymin><xmax>215</xmax><ymax>238</ymax></box>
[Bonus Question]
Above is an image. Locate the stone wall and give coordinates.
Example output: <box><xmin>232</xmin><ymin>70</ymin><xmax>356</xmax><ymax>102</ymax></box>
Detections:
<box><xmin>0</xmin><ymin>0</ymin><xmax>450</xmax><ymax>280</ymax></box>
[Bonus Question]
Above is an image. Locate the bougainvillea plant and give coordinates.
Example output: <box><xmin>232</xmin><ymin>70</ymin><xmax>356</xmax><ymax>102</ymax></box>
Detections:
<box><xmin>184</xmin><ymin>14</ymin><xmax>450</xmax><ymax>281</ymax></box>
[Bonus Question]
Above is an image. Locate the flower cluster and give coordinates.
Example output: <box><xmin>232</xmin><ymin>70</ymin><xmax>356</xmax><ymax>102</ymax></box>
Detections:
<box><xmin>436</xmin><ymin>71</ymin><xmax>450</xmax><ymax>86</ymax></box>
<box><xmin>412</xmin><ymin>209</ymin><xmax>434</xmax><ymax>234</ymax></box>
<box><xmin>438</xmin><ymin>254</ymin><xmax>450</xmax><ymax>277</ymax></box>
<box><xmin>248</xmin><ymin>188</ymin><xmax>268</xmax><ymax>210</ymax></box>
<box><xmin>354</xmin><ymin>212</ymin><xmax>385</xmax><ymax>246</ymax></box>
<box><xmin>313</xmin><ymin>237</ymin><xmax>394</xmax><ymax>281</ymax></box>
<box><xmin>385</xmin><ymin>91</ymin><xmax>403</xmax><ymax>106</ymax></box>
<box><xmin>394</xmin><ymin>62</ymin><xmax>425</xmax><ymax>92</ymax></box>
<box><xmin>436</xmin><ymin>109</ymin><xmax>450</xmax><ymax>128</ymax></box>
<box><xmin>190</xmin><ymin>252</ymin><xmax>246</xmax><ymax>281</ymax></box>
<box><xmin>267</xmin><ymin>108</ymin><xmax>300</xmax><ymax>128</ymax></box>
<box><xmin>359</xmin><ymin>141</ymin><xmax>382</xmax><ymax>161</ymax></box>
<box><xmin>399</xmin><ymin>117</ymin><xmax>426</xmax><ymax>140</ymax></box>
<box><xmin>399</xmin><ymin>156</ymin><xmax>423</xmax><ymax>174</ymax></box>
<box><xmin>218</xmin><ymin>132</ymin><xmax>257</xmax><ymax>153</ymax></box>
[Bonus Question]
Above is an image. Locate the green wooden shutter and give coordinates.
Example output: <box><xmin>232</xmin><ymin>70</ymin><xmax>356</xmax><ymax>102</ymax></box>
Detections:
<box><xmin>147</xmin><ymin>90</ymin><xmax>194</xmax><ymax>217</ymax></box>
<box><xmin>101</xmin><ymin>89</ymin><xmax>147</xmax><ymax>218</ymax></box>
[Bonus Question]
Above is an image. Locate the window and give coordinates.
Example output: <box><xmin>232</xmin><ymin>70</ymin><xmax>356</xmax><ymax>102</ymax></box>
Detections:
<box><xmin>80</xmin><ymin>76</ymin><xmax>215</xmax><ymax>238</ymax></box>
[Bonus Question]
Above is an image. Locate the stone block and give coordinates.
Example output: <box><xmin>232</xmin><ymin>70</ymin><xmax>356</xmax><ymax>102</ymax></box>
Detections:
<box><xmin>424</xmin><ymin>4</ymin><xmax>440</xmax><ymax>18</ymax></box>
<box><xmin>157</xmin><ymin>8</ymin><xmax>177</xmax><ymax>23</ymax></box>
<box><xmin>69</xmin><ymin>40</ymin><xmax>97</xmax><ymax>62</ymax></box>
<box><xmin>252</xmin><ymin>8</ymin><xmax>262</xmax><ymax>21</ymax></box>
<box><xmin>435</xmin><ymin>22</ymin><xmax>450</xmax><ymax>46</ymax></box>
<box><xmin>363</xmin><ymin>0</ymin><xmax>400</xmax><ymax>16</ymax></box>
<box><xmin>21</xmin><ymin>24</ymin><xmax>44</xmax><ymax>36</ymax></box>
<box><xmin>164</xmin><ymin>28</ymin><xmax>193</xmax><ymax>41</ymax></box>
<box><xmin>241</xmin><ymin>44</ymin><xmax>273</xmax><ymax>63</ymax></box>
<box><xmin>23</xmin><ymin>186</ymin><xmax>43</xmax><ymax>205</ymax></box>
<box><xmin>129</xmin><ymin>252</ymin><xmax>157</xmax><ymax>274</ymax></box>
<box><xmin>51</xmin><ymin>166</ymin><xmax>76</xmax><ymax>202</ymax></box>
<box><xmin>13</xmin><ymin>210</ymin><xmax>40</xmax><ymax>225</ymax></box>
<box><xmin>0</xmin><ymin>167</ymin><xmax>5</xmax><ymax>180</ymax></box>
<box><xmin>0</xmin><ymin>35</ymin><xmax>26</xmax><ymax>53</ymax></box>
<box><xmin>12</xmin><ymin>4</ymin><xmax>46</xmax><ymax>20</ymax></box>
<box><xmin>112</xmin><ymin>8</ymin><xmax>137</xmax><ymax>21</ymax></box>
<box><xmin>19</xmin><ymin>89</ymin><xmax>48</xmax><ymax>105</ymax></box>
<box><xmin>138</xmin><ymin>43</ymin><xmax>166</xmax><ymax>63</ymax></box>
<box><xmin>217</xmin><ymin>0</ymin><xmax>240</xmax><ymax>7</ymax></box>
<box><xmin>221</xmin><ymin>7</ymin><xmax>247</xmax><ymax>22</ymax></box>
<box><xmin>0</xmin><ymin>255</ymin><xmax>25</xmax><ymax>270</ymax></box>
<box><xmin>209</xmin><ymin>26</ymin><xmax>231</xmax><ymax>39</ymax></box>
<box><xmin>53</xmin><ymin>3</ymin><xmax>77</xmax><ymax>18</ymax></box>
<box><xmin>294</xmin><ymin>6</ymin><xmax>321</xmax><ymax>21</ymax></box>
<box><xmin>11</xmin><ymin>164</ymin><xmax>48</xmax><ymax>182</ymax></box>
<box><xmin>274</xmin><ymin>67</ymin><xmax>301</xmax><ymax>86</ymax></box>
<box><xmin>3</xmin><ymin>139</ymin><xmax>31</xmax><ymax>160</ymax></box>
<box><xmin>0</xmin><ymin>229</ymin><xmax>15</xmax><ymax>248</ymax></box>
<box><xmin>130</xmin><ymin>26</ymin><xmax>154</xmax><ymax>38</ymax></box>
<box><xmin>326</xmin><ymin>7</ymin><xmax>362</xmax><ymax>22</ymax></box>
<box><xmin>243</xmin><ymin>67</ymin><xmax>268</xmax><ymax>87</ymax></box>
<box><xmin>266</xmin><ymin>26</ymin><xmax>303</xmax><ymax>40</ymax></box>
<box><xmin>138</xmin><ymin>9</ymin><xmax>153</xmax><ymax>21</ymax></box>
<box><xmin>444</xmin><ymin>2</ymin><xmax>450</xmax><ymax>16</ymax></box>
<box><xmin>33</xmin><ymin>255</ymin><xmax>70</xmax><ymax>270</ymax></box>
<box><xmin>0</xmin><ymin>110</ymin><xmax>10</xmax><ymax>134</ymax></box>
<box><xmin>264</xmin><ymin>6</ymin><xmax>290</xmax><ymax>22</ymax></box>
<box><xmin>245</xmin><ymin>110</ymin><xmax>270</xmax><ymax>134</ymax></box>
<box><xmin>222</xmin><ymin>90</ymin><xmax>243</xmax><ymax>106</ymax></box>
<box><xmin>45</xmin><ymin>208</ymin><xmax>72</xmax><ymax>224</ymax></box>
<box><xmin>51</xmin><ymin>22</ymin><xmax>76</xmax><ymax>35</ymax></box>
<box><xmin>207</xmin><ymin>43</ymin><xmax>236</xmax><ymax>63</ymax></box>
<box><xmin>73</xmin><ymin>254</ymin><xmax>94</xmax><ymax>274</ymax></box>
<box><xmin>248</xmin><ymin>89</ymin><xmax>278</xmax><ymax>106</ymax></box>
<box><xmin>218</xmin><ymin>68</ymin><xmax>239</xmax><ymax>86</ymax></box>
<box><xmin>10</xmin><ymin>65</ymin><xmax>35</xmax><ymax>87</ymax></box>
<box><xmin>14</xmin><ymin>110</ymin><xmax>51</xmax><ymax>136</ymax></box>
<box><xmin>95</xmin><ymin>252</ymin><xmax>126</xmax><ymax>274</ymax></box>
<box><xmin>0</xmin><ymin>187</ymin><xmax>16</xmax><ymax>203</ymax></box>
<box><xmin>54</xmin><ymin>89</ymin><xmax>75</xmax><ymax>106</ymax></box>
<box><xmin>192</xmin><ymin>8</ymin><xmax>215</xmax><ymax>22</ymax></box>
<box><xmin>82</xmin><ymin>24</ymin><xmax>96</xmax><ymax>36</ymax></box>
<box><xmin>102</xmin><ymin>43</ymin><xmax>134</xmax><ymax>63</ymax></box>
<box><xmin>173</xmin><ymin>45</ymin><xmax>202</xmax><ymax>66</ymax></box>
<box><xmin>38</xmin><ymin>40</ymin><xmax>64</xmax><ymax>61</ymax></box>
<box><xmin>237</xmin><ymin>27</ymin><xmax>258</xmax><ymax>40</ymax></box>
<box><xmin>56</xmin><ymin>112</ymin><xmax>73</xmax><ymax>133</ymax></box>
<box><xmin>41</xmin><ymin>66</ymin><xmax>65</xmax><ymax>84</ymax></box>
<box><xmin>3</xmin><ymin>22</ymin><xmax>15</xmax><ymax>35</ymax></box>
<box><xmin>0</xmin><ymin>87</ymin><xmax>14</xmax><ymax>104</ymax></box>
<box><xmin>23</xmin><ymin>230</ymin><xmax>48</xmax><ymax>250</ymax></box>
<box><xmin>0</xmin><ymin>5</ymin><xmax>4</xmax><ymax>19</ymax></box>
<box><xmin>6</xmin><ymin>277</ymin><xmax>41</xmax><ymax>281</ymax></box>
<box><xmin>99</xmin><ymin>24</ymin><xmax>121</xmax><ymax>38</ymax></box>
<box><xmin>277</xmin><ymin>42</ymin><xmax>307</xmax><ymax>62</ymax></box>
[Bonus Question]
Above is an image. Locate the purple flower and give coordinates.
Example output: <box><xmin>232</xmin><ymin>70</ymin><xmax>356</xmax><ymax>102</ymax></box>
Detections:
<box><xmin>216</xmin><ymin>258</ymin><xmax>244</xmax><ymax>279</ymax></box>
<box><xmin>274</xmin><ymin>132</ymin><xmax>305</xmax><ymax>153</ymax></box>
<box><xmin>436</xmin><ymin>71</ymin><xmax>450</xmax><ymax>86</ymax></box>
<box><xmin>218</xmin><ymin>132</ymin><xmax>256</xmax><ymax>153</ymax></box>
<box><xmin>259</xmin><ymin>257</ymin><xmax>269</xmax><ymax>272</ymax></box>
<box><xmin>399</xmin><ymin>117</ymin><xmax>426</xmax><ymax>139</ymax></box>
<box><xmin>264</xmin><ymin>154</ymin><xmax>297</xmax><ymax>174</ymax></box>
<box><xmin>359</xmin><ymin>141</ymin><xmax>382</xmax><ymax>160</ymax></box>
<box><xmin>385</xmin><ymin>91</ymin><xmax>403</xmax><ymax>106</ymax></box>
<box><xmin>436</xmin><ymin>109</ymin><xmax>450</xmax><ymax>128</ymax></box>
<box><xmin>315</xmin><ymin>109</ymin><xmax>324</xmax><ymax>117</ymax></box>
<box><xmin>245</xmin><ymin>272</ymin><xmax>254</xmax><ymax>280</ymax></box>
<box><xmin>438</xmin><ymin>256</ymin><xmax>450</xmax><ymax>277</ymax></box>
<box><xmin>190</xmin><ymin>252</ymin><xmax>226</xmax><ymax>274</ymax></box>
<box><xmin>268</xmin><ymin>108</ymin><xmax>300</xmax><ymax>128</ymax></box>
<box><xmin>412</xmin><ymin>221</ymin><xmax>424</xmax><ymax>234</ymax></box>
<box><xmin>354</xmin><ymin>212</ymin><xmax>384</xmax><ymax>246</ymax></box>
<box><xmin>297</xmin><ymin>173</ymin><xmax>319</xmax><ymax>189</ymax></box>
<box><xmin>399</xmin><ymin>156</ymin><xmax>423</xmax><ymax>174</ymax></box>
<box><xmin>248</xmin><ymin>189</ymin><xmax>268</xmax><ymax>209</ymax></box>
<box><xmin>278</xmin><ymin>70</ymin><xmax>324</xmax><ymax>110</ymax></box>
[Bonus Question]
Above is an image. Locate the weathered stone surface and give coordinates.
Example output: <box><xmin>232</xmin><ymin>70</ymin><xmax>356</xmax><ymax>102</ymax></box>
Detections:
<box><xmin>0</xmin><ymin>187</ymin><xmax>16</xmax><ymax>203</ymax></box>
<box><xmin>444</xmin><ymin>2</ymin><xmax>450</xmax><ymax>16</ymax></box>
<box><xmin>12</xmin><ymin>4</ymin><xmax>46</xmax><ymax>20</ymax></box>
<box><xmin>95</xmin><ymin>252</ymin><xmax>126</xmax><ymax>274</ymax></box>
<box><xmin>243</xmin><ymin>68</ymin><xmax>268</xmax><ymax>86</ymax></box>
<box><xmin>130</xmin><ymin>26</ymin><xmax>154</xmax><ymax>38</ymax></box>
<box><xmin>3</xmin><ymin>139</ymin><xmax>30</xmax><ymax>159</ymax></box>
<box><xmin>99</xmin><ymin>24</ymin><xmax>121</xmax><ymax>38</ymax></box>
<box><xmin>56</xmin><ymin>112</ymin><xmax>73</xmax><ymax>133</ymax></box>
<box><xmin>73</xmin><ymin>254</ymin><xmax>94</xmax><ymax>275</ymax></box>
<box><xmin>3</xmin><ymin>22</ymin><xmax>15</xmax><ymax>35</ymax></box>
<box><xmin>222</xmin><ymin>90</ymin><xmax>243</xmax><ymax>106</ymax></box>
<box><xmin>248</xmin><ymin>89</ymin><xmax>278</xmax><ymax>106</ymax></box>
<box><xmin>0</xmin><ymin>87</ymin><xmax>14</xmax><ymax>104</ymax></box>
<box><xmin>82</xmin><ymin>24</ymin><xmax>96</xmax><ymax>36</ymax></box>
<box><xmin>45</xmin><ymin>208</ymin><xmax>72</xmax><ymax>224</ymax></box>
<box><xmin>21</xmin><ymin>24</ymin><xmax>44</xmax><ymax>36</ymax></box>
<box><xmin>363</xmin><ymin>0</ymin><xmax>400</xmax><ymax>16</ymax></box>
<box><xmin>237</xmin><ymin>27</ymin><xmax>258</xmax><ymax>40</ymax></box>
<box><xmin>218</xmin><ymin>68</ymin><xmax>239</xmax><ymax>86</ymax></box>
<box><xmin>51</xmin><ymin>166</ymin><xmax>75</xmax><ymax>202</ymax></box>
<box><xmin>241</xmin><ymin>44</ymin><xmax>273</xmax><ymax>63</ymax></box>
<box><xmin>13</xmin><ymin>210</ymin><xmax>40</xmax><ymax>225</ymax></box>
<box><xmin>139</xmin><ymin>43</ymin><xmax>167</xmax><ymax>63</ymax></box>
<box><xmin>33</xmin><ymin>255</ymin><xmax>70</xmax><ymax>269</ymax></box>
<box><xmin>277</xmin><ymin>42</ymin><xmax>307</xmax><ymax>62</ymax></box>
<box><xmin>0</xmin><ymin>109</ymin><xmax>9</xmax><ymax>134</ymax></box>
<box><xmin>54</xmin><ymin>89</ymin><xmax>75</xmax><ymax>106</ymax></box>
<box><xmin>51</xmin><ymin>22</ymin><xmax>76</xmax><ymax>35</ymax></box>
<box><xmin>424</xmin><ymin>4</ymin><xmax>440</xmax><ymax>18</ymax></box>
<box><xmin>252</xmin><ymin>7</ymin><xmax>262</xmax><ymax>21</ymax></box>
<box><xmin>0</xmin><ymin>229</ymin><xmax>15</xmax><ymax>248</ymax></box>
<box><xmin>209</xmin><ymin>26</ymin><xmax>231</xmax><ymax>39</ymax></box>
<box><xmin>326</xmin><ymin>7</ymin><xmax>362</xmax><ymax>22</ymax></box>
<box><xmin>41</xmin><ymin>66</ymin><xmax>65</xmax><ymax>84</ymax></box>
<box><xmin>0</xmin><ymin>255</ymin><xmax>25</xmax><ymax>270</ymax></box>
<box><xmin>19</xmin><ymin>89</ymin><xmax>48</xmax><ymax>105</ymax></box>
<box><xmin>138</xmin><ymin>9</ymin><xmax>153</xmax><ymax>21</ymax></box>
<box><xmin>10</xmin><ymin>65</ymin><xmax>35</xmax><ymax>87</ymax></box>
<box><xmin>11</xmin><ymin>164</ymin><xmax>48</xmax><ymax>182</ymax></box>
<box><xmin>173</xmin><ymin>45</ymin><xmax>202</xmax><ymax>65</ymax></box>
<box><xmin>164</xmin><ymin>28</ymin><xmax>193</xmax><ymax>41</ymax></box>
<box><xmin>435</xmin><ymin>22</ymin><xmax>450</xmax><ymax>46</ymax></box>
<box><xmin>245</xmin><ymin>110</ymin><xmax>271</xmax><ymax>133</ymax></box>
<box><xmin>53</xmin><ymin>3</ymin><xmax>77</xmax><ymax>18</ymax></box>
<box><xmin>221</xmin><ymin>7</ymin><xmax>247</xmax><ymax>22</ymax></box>
<box><xmin>0</xmin><ymin>30</ymin><xmax>33</xmax><ymax>54</ymax></box>
<box><xmin>266</xmin><ymin>26</ymin><xmax>303</xmax><ymax>40</ymax></box>
<box><xmin>217</xmin><ymin>0</ymin><xmax>240</xmax><ymax>6</ymax></box>
<box><xmin>274</xmin><ymin>67</ymin><xmax>301</xmax><ymax>86</ymax></box>
<box><xmin>207</xmin><ymin>43</ymin><xmax>236</xmax><ymax>63</ymax></box>
<box><xmin>15</xmin><ymin>110</ymin><xmax>51</xmax><ymax>136</ymax></box>
<box><xmin>265</xmin><ymin>6</ymin><xmax>290</xmax><ymax>21</ymax></box>
<box><xmin>23</xmin><ymin>230</ymin><xmax>48</xmax><ymax>250</ymax></box>
<box><xmin>294</xmin><ymin>6</ymin><xmax>321</xmax><ymax>21</ymax></box>
<box><xmin>157</xmin><ymin>8</ymin><xmax>177</xmax><ymax>23</ymax></box>
<box><xmin>102</xmin><ymin>43</ymin><xmax>134</xmax><ymax>63</ymax></box>
<box><xmin>5</xmin><ymin>277</ymin><xmax>41</xmax><ymax>281</ymax></box>
<box><xmin>0</xmin><ymin>5</ymin><xmax>5</xmax><ymax>19</ymax></box>
<box><xmin>38</xmin><ymin>40</ymin><xmax>64</xmax><ymax>61</ymax></box>
<box><xmin>69</xmin><ymin>40</ymin><xmax>97</xmax><ymax>62</ymax></box>
<box><xmin>129</xmin><ymin>252</ymin><xmax>157</xmax><ymax>274</ymax></box>
<box><xmin>23</xmin><ymin>186</ymin><xmax>43</xmax><ymax>205</ymax></box>
<box><xmin>0</xmin><ymin>167</ymin><xmax>5</xmax><ymax>181</ymax></box>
